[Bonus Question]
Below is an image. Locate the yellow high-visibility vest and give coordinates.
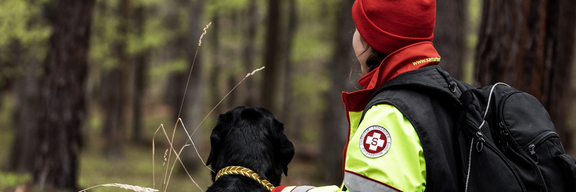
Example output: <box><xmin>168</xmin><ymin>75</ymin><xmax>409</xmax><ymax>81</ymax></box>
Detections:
<box><xmin>275</xmin><ymin>104</ymin><xmax>426</xmax><ymax>192</ymax></box>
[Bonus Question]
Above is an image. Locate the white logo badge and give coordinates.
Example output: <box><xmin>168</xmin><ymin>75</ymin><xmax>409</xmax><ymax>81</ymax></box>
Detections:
<box><xmin>359</xmin><ymin>125</ymin><xmax>391</xmax><ymax>158</ymax></box>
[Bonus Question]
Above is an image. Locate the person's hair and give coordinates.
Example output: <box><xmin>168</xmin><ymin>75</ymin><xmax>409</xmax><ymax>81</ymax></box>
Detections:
<box><xmin>360</xmin><ymin>36</ymin><xmax>389</xmax><ymax>73</ymax></box>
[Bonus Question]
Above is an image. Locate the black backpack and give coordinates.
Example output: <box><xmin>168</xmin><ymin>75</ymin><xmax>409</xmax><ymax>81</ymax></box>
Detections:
<box><xmin>363</xmin><ymin>68</ymin><xmax>576</xmax><ymax>191</ymax></box>
<box><xmin>457</xmin><ymin>82</ymin><xmax>576</xmax><ymax>192</ymax></box>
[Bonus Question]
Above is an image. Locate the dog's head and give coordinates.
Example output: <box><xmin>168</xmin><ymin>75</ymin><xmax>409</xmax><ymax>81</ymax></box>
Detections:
<box><xmin>206</xmin><ymin>106</ymin><xmax>295</xmax><ymax>186</ymax></box>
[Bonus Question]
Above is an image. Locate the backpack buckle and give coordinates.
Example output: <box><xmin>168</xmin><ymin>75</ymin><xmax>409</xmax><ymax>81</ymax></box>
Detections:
<box><xmin>449</xmin><ymin>81</ymin><xmax>458</xmax><ymax>93</ymax></box>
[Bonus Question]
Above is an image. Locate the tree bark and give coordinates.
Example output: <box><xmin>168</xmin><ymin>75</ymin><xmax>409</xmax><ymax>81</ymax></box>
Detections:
<box><xmin>549</xmin><ymin>0</ymin><xmax>576</xmax><ymax>152</ymax></box>
<box><xmin>165</xmin><ymin>0</ymin><xmax>193</xmax><ymax>123</ymax></box>
<box><xmin>102</xmin><ymin>0</ymin><xmax>130</xmax><ymax>160</ymax></box>
<box><xmin>33</xmin><ymin>0</ymin><xmax>94</xmax><ymax>190</ymax></box>
<box><xmin>132</xmin><ymin>4</ymin><xmax>148</xmax><ymax>143</ymax></box>
<box><xmin>433</xmin><ymin>0</ymin><xmax>466</xmax><ymax>79</ymax></box>
<box><xmin>242</xmin><ymin>0</ymin><xmax>259</xmax><ymax>106</ymax></box>
<box><xmin>320</xmin><ymin>0</ymin><xmax>356</xmax><ymax>184</ymax></box>
<box><xmin>8</xmin><ymin>42</ymin><xmax>40</xmax><ymax>174</ymax></box>
<box><xmin>475</xmin><ymin>0</ymin><xmax>576</xmax><ymax>151</ymax></box>
<box><xmin>281</xmin><ymin>0</ymin><xmax>298</xmax><ymax>140</ymax></box>
<box><xmin>209</xmin><ymin>14</ymin><xmax>221</xmax><ymax>110</ymax></box>
<box><xmin>180</xmin><ymin>0</ymin><xmax>205</xmax><ymax>171</ymax></box>
<box><xmin>261</xmin><ymin>0</ymin><xmax>281</xmax><ymax>114</ymax></box>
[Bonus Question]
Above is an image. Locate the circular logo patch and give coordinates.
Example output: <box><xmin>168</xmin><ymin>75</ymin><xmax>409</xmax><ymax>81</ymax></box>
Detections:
<box><xmin>359</xmin><ymin>125</ymin><xmax>391</xmax><ymax>158</ymax></box>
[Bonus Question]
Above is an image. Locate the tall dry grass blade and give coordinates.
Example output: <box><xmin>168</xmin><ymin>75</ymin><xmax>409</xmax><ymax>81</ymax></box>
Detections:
<box><xmin>178</xmin><ymin>21</ymin><xmax>211</xmax><ymax>120</ymax></box>
<box><xmin>178</xmin><ymin>118</ymin><xmax>214</xmax><ymax>172</ymax></box>
<box><xmin>164</xmin><ymin>66</ymin><xmax>267</xmax><ymax>180</ymax></box>
<box><xmin>190</xmin><ymin>66</ymin><xmax>266</xmax><ymax>137</ymax></box>
<box><xmin>164</xmin><ymin>144</ymin><xmax>190</xmax><ymax>192</ymax></box>
<box><xmin>166</xmin><ymin>22</ymin><xmax>212</xmax><ymax>182</ymax></box>
<box><xmin>162</xmin><ymin>119</ymin><xmax>215</xmax><ymax>192</ymax></box>
<box><xmin>152</xmin><ymin>21</ymin><xmax>212</xmax><ymax>192</ymax></box>
<box><xmin>151</xmin><ymin>124</ymin><xmax>165</xmax><ymax>190</ymax></box>
<box><xmin>170</xmin><ymin>21</ymin><xmax>212</xmax><ymax>177</ymax></box>
<box><xmin>163</xmin><ymin>119</ymin><xmax>179</xmax><ymax>190</ymax></box>
<box><xmin>152</xmin><ymin>124</ymin><xmax>204</xmax><ymax>192</ymax></box>
<box><xmin>159</xmin><ymin>124</ymin><xmax>205</xmax><ymax>192</ymax></box>
<box><xmin>79</xmin><ymin>183</ymin><xmax>158</xmax><ymax>192</ymax></box>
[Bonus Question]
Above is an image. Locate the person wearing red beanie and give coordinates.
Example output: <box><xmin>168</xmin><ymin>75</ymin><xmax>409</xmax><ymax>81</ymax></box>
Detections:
<box><xmin>274</xmin><ymin>0</ymin><xmax>463</xmax><ymax>191</ymax></box>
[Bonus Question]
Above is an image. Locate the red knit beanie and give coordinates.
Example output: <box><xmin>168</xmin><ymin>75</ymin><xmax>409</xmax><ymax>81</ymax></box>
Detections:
<box><xmin>352</xmin><ymin>0</ymin><xmax>436</xmax><ymax>54</ymax></box>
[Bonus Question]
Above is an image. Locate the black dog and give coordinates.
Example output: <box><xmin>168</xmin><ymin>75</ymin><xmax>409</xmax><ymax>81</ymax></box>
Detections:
<box><xmin>206</xmin><ymin>106</ymin><xmax>295</xmax><ymax>192</ymax></box>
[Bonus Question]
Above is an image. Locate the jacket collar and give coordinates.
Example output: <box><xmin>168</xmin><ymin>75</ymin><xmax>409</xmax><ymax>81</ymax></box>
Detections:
<box><xmin>342</xmin><ymin>41</ymin><xmax>441</xmax><ymax>112</ymax></box>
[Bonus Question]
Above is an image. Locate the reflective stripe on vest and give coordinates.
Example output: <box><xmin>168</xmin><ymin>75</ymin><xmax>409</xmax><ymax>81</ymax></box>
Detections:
<box><xmin>278</xmin><ymin>186</ymin><xmax>314</xmax><ymax>192</ymax></box>
<box><xmin>275</xmin><ymin>185</ymin><xmax>341</xmax><ymax>192</ymax></box>
<box><xmin>344</xmin><ymin>172</ymin><xmax>399</xmax><ymax>192</ymax></box>
<box><xmin>292</xmin><ymin>186</ymin><xmax>315</xmax><ymax>192</ymax></box>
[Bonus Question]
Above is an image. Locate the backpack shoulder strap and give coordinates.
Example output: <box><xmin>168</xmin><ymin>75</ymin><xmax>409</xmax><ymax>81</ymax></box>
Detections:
<box><xmin>360</xmin><ymin>66</ymin><xmax>472</xmax><ymax>122</ymax></box>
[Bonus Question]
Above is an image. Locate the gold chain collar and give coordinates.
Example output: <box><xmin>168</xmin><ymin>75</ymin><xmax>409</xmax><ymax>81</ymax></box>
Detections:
<box><xmin>215</xmin><ymin>166</ymin><xmax>275</xmax><ymax>191</ymax></box>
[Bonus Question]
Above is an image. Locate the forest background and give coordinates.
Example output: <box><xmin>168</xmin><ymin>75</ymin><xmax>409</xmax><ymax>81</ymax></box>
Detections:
<box><xmin>0</xmin><ymin>0</ymin><xmax>575</xmax><ymax>191</ymax></box>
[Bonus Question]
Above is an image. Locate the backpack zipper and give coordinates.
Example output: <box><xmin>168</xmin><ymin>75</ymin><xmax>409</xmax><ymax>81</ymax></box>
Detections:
<box><xmin>498</xmin><ymin>121</ymin><xmax>550</xmax><ymax>191</ymax></box>
<box><xmin>482</xmin><ymin>136</ymin><xmax>528</xmax><ymax>192</ymax></box>
<box><xmin>523</xmin><ymin>131</ymin><xmax>559</xmax><ymax>163</ymax></box>
<box><xmin>464</xmin><ymin>122</ymin><xmax>527</xmax><ymax>191</ymax></box>
<box><xmin>497</xmin><ymin>91</ymin><xmax>550</xmax><ymax>191</ymax></box>
<box><xmin>497</xmin><ymin>91</ymin><xmax>521</xmax><ymax>152</ymax></box>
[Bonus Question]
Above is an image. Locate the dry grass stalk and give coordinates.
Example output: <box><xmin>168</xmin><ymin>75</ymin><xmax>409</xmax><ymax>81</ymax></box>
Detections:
<box><xmin>150</xmin><ymin>22</ymin><xmax>267</xmax><ymax>192</ymax></box>
<box><xmin>178</xmin><ymin>118</ymin><xmax>213</xmax><ymax>172</ymax></box>
<box><xmin>79</xmin><ymin>183</ymin><xmax>158</xmax><ymax>192</ymax></box>
<box><xmin>163</xmin><ymin>149</ymin><xmax>168</xmax><ymax>166</ymax></box>
<box><xmin>158</xmin><ymin>66</ymin><xmax>266</xmax><ymax>190</ymax></box>
<box><xmin>153</xmin><ymin>21</ymin><xmax>212</xmax><ymax>192</ymax></box>
<box><xmin>190</xmin><ymin>66</ymin><xmax>266</xmax><ymax>137</ymax></box>
<box><xmin>198</xmin><ymin>22</ymin><xmax>212</xmax><ymax>46</ymax></box>
<box><xmin>246</xmin><ymin>66</ymin><xmax>265</xmax><ymax>77</ymax></box>
<box><xmin>164</xmin><ymin>143</ymin><xmax>190</xmax><ymax>192</ymax></box>
<box><xmin>152</xmin><ymin>124</ymin><xmax>204</xmax><ymax>192</ymax></box>
<box><xmin>152</xmin><ymin>124</ymin><xmax>162</xmax><ymax>190</ymax></box>
<box><xmin>152</xmin><ymin>66</ymin><xmax>266</xmax><ymax>191</ymax></box>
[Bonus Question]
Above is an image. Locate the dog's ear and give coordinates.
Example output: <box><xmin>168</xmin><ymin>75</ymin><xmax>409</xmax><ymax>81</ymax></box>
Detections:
<box><xmin>205</xmin><ymin>127</ymin><xmax>218</xmax><ymax>166</ymax></box>
<box><xmin>274</xmin><ymin>120</ymin><xmax>294</xmax><ymax>176</ymax></box>
<box><xmin>206</xmin><ymin>114</ymin><xmax>227</xmax><ymax>166</ymax></box>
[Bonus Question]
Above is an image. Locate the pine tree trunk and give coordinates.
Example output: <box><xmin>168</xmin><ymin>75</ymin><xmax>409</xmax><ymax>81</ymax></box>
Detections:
<box><xmin>320</xmin><ymin>0</ymin><xmax>356</xmax><ymax>184</ymax></box>
<box><xmin>548</xmin><ymin>0</ymin><xmax>576</xmax><ymax>152</ymax></box>
<box><xmin>132</xmin><ymin>5</ymin><xmax>148</xmax><ymax>143</ymax></box>
<box><xmin>475</xmin><ymin>0</ymin><xmax>576</xmax><ymax>151</ymax></box>
<box><xmin>433</xmin><ymin>0</ymin><xmax>466</xmax><ymax>79</ymax></box>
<box><xmin>261</xmin><ymin>0</ymin><xmax>281</xmax><ymax>113</ymax></box>
<box><xmin>165</xmin><ymin>0</ymin><xmax>193</xmax><ymax>122</ymax></box>
<box><xmin>180</xmin><ymin>0</ymin><xmax>205</xmax><ymax>171</ymax></box>
<box><xmin>242</xmin><ymin>0</ymin><xmax>259</xmax><ymax>106</ymax></box>
<box><xmin>209</xmin><ymin>14</ymin><xmax>221</xmax><ymax>110</ymax></box>
<box><xmin>8</xmin><ymin>43</ymin><xmax>40</xmax><ymax>173</ymax></box>
<box><xmin>102</xmin><ymin>0</ymin><xmax>130</xmax><ymax>160</ymax></box>
<box><xmin>33</xmin><ymin>0</ymin><xmax>95</xmax><ymax>190</ymax></box>
<box><xmin>281</xmin><ymin>0</ymin><xmax>298</xmax><ymax>139</ymax></box>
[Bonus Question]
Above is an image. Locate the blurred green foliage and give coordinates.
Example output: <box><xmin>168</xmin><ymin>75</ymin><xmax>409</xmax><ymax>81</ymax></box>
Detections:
<box><xmin>0</xmin><ymin>0</ymin><xmax>51</xmax><ymax>88</ymax></box>
<box><xmin>462</xmin><ymin>0</ymin><xmax>482</xmax><ymax>84</ymax></box>
<box><xmin>0</xmin><ymin>172</ymin><xmax>31</xmax><ymax>189</ymax></box>
<box><xmin>0</xmin><ymin>0</ymin><xmax>50</xmax><ymax>50</ymax></box>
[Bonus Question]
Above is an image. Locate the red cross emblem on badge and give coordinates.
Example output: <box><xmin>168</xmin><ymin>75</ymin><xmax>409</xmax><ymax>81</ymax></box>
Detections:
<box><xmin>360</xmin><ymin>125</ymin><xmax>391</xmax><ymax>158</ymax></box>
<box><xmin>364</xmin><ymin>131</ymin><xmax>386</xmax><ymax>152</ymax></box>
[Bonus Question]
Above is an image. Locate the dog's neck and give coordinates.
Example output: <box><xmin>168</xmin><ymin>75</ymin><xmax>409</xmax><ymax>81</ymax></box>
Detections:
<box><xmin>215</xmin><ymin>166</ymin><xmax>275</xmax><ymax>191</ymax></box>
<box><xmin>211</xmin><ymin>140</ymin><xmax>284</xmax><ymax>185</ymax></box>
